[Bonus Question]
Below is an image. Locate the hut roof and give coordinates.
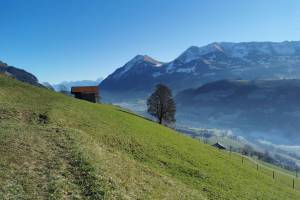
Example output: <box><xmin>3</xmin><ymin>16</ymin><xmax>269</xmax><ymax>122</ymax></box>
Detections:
<box><xmin>71</xmin><ymin>86</ymin><xmax>99</xmax><ymax>93</ymax></box>
<box><xmin>212</xmin><ymin>142</ymin><xmax>226</xmax><ymax>150</ymax></box>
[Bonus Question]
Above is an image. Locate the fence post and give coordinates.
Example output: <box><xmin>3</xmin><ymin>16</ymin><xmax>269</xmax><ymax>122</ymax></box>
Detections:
<box><xmin>242</xmin><ymin>156</ymin><xmax>244</xmax><ymax>164</ymax></box>
<box><xmin>293</xmin><ymin>179</ymin><xmax>295</xmax><ymax>189</ymax></box>
<box><xmin>273</xmin><ymin>171</ymin><xmax>275</xmax><ymax>179</ymax></box>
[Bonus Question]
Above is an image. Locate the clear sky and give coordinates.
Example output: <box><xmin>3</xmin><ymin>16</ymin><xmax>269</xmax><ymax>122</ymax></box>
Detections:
<box><xmin>0</xmin><ymin>0</ymin><xmax>300</xmax><ymax>84</ymax></box>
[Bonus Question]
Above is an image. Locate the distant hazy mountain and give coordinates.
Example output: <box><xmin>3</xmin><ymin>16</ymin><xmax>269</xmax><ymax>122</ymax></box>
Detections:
<box><xmin>0</xmin><ymin>60</ymin><xmax>40</xmax><ymax>86</ymax></box>
<box><xmin>175</xmin><ymin>79</ymin><xmax>300</xmax><ymax>145</ymax></box>
<box><xmin>100</xmin><ymin>41</ymin><xmax>300</xmax><ymax>101</ymax></box>
<box><xmin>53</xmin><ymin>78</ymin><xmax>103</xmax><ymax>91</ymax></box>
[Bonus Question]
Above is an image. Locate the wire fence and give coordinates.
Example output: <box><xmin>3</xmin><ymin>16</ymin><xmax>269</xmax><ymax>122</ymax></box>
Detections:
<box><xmin>231</xmin><ymin>152</ymin><xmax>300</xmax><ymax>191</ymax></box>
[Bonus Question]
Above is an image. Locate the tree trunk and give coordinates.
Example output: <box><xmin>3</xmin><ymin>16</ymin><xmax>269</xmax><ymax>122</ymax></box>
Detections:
<box><xmin>159</xmin><ymin>117</ymin><xmax>162</xmax><ymax>124</ymax></box>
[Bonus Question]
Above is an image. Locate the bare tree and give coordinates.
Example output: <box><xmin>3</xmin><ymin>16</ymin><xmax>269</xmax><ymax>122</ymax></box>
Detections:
<box><xmin>147</xmin><ymin>84</ymin><xmax>176</xmax><ymax>125</ymax></box>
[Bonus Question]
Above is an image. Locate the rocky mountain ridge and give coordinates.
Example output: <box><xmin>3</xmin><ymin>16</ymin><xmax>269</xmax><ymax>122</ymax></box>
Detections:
<box><xmin>0</xmin><ymin>60</ymin><xmax>40</xmax><ymax>86</ymax></box>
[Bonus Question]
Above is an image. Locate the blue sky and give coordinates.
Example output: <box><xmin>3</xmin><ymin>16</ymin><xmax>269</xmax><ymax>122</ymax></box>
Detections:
<box><xmin>0</xmin><ymin>0</ymin><xmax>300</xmax><ymax>84</ymax></box>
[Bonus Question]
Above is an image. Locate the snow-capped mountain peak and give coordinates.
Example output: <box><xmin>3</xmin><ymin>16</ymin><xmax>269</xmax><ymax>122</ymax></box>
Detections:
<box><xmin>111</xmin><ymin>55</ymin><xmax>163</xmax><ymax>79</ymax></box>
<box><xmin>177</xmin><ymin>42</ymin><xmax>224</xmax><ymax>63</ymax></box>
<box><xmin>143</xmin><ymin>55</ymin><xmax>163</xmax><ymax>66</ymax></box>
<box><xmin>124</xmin><ymin>55</ymin><xmax>162</xmax><ymax>69</ymax></box>
<box><xmin>127</xmin><ymin>55</ymin><xmax>162</xmax><ymax>65</ymax></box>
<box><xmin>127</xmin><ymin>55</ymin><xmax>145</xmax><ymax>65</ymax></box>
<box><xmin>198</xmin><ymin>42</ymin><xmax>224</xmax><ymax>55</ymax></box>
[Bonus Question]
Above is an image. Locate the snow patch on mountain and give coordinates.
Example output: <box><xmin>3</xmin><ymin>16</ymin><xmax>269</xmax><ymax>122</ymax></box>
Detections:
<box><xmin>176</xmin><ymin>65</ymin><xmax>196</xmax><ymax>73</ymax></box>
<box><xmin>221</xmin><ymin>41</ymin><xmax>300</xmax><ymax>58</ymax></box>
<box><xmin>152</xmin><ymin>72</ymin><xmax>162</xmax><ymax>77</ymax></box>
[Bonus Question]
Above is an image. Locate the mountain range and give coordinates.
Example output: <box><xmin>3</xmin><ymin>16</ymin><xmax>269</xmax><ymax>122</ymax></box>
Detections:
<box><xmin>100</xmin><ymin>41</ymin><xmax>300</xmax><ymax>101</ymax></box>
<box><xmin>53</xmin><ymin>78</ymin><xmax>103</xmax><ymax>91</ymax></box>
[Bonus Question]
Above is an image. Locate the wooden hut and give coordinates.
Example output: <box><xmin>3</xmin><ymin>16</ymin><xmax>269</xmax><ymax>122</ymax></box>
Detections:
<box><xmin>71</xmin><ymin>86</ymin><xmax>99</xmax><ymax>103</ymax></box>
<box><xmin>212</xmin><ymin>142</ymin><xmax>226</xmax><ymax>150</ymax></box>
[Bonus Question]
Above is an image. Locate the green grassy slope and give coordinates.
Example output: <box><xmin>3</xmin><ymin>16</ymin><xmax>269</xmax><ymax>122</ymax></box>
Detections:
<box><xmin>0</xmin><ymin>75</ymin><xmax>299</xmax><ymax>200</ymax></box>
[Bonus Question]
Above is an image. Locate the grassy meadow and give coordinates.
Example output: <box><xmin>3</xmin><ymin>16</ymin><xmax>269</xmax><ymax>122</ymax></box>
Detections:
<box><xmin>0</xmin><ymin>74</ymin><xmax>299</xmax><ymax>199</ymax></box>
